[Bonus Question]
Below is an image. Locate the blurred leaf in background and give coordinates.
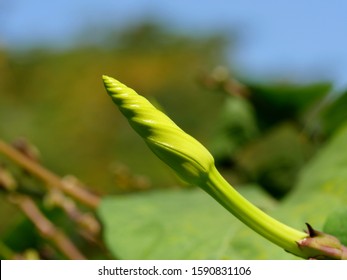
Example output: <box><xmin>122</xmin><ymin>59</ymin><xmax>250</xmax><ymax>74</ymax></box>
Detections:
<box><xmin>320</xmin><ymin>90</ymin><xmax>347</xmax><ymax>137</ymax></box>
<box><xmin>247</xmin><ymin>81</ymin><xmax>332</xmax><ymax>128</ymax></box>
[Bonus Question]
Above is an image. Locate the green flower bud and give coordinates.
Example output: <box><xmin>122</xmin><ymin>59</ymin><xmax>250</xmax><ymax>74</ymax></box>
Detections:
<box><xmin>103</xmin><ymin>75</ymin><xmax>215</xmax><ymax>185</ymax></box>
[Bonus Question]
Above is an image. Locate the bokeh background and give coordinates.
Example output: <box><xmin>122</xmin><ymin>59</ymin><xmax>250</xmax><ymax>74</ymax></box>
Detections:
<box><xmin>1</xmin><ymin>0</ymin><xmax>347</xmax><ymax>259</ymax></box>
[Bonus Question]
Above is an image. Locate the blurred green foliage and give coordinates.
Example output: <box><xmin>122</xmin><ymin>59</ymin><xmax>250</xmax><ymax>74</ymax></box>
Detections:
<box><xmin>1</xmin><ymin>21</ymin><xmax>347</xmax><ymax>259</ymax></box>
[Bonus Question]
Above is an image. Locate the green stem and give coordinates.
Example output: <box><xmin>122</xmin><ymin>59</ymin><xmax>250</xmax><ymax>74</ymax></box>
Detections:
<box><xmin>202</xmin><ymin>166</ymin><xmax>308</xmax><ymax>257</ymax></box>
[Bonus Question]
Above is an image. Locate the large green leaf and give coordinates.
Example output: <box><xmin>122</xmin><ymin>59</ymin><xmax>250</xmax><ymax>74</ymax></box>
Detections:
<box><xmin>288</xmin><ymin>123</ymin><xmax>347</xmax><ymax>197</ymax></box>
<box><xmin>273</xmin><ymin>124</ymin><xmax>347</xmax><ymax>232</ymax></box>
<box><xmin>98</xmin><ymin>185</ymin><xmax>282</xmax><ymax>259</ymax></box>
<box><xmin>323</xmin><ymin>207</ymin><xmax>347</xmax><ymax>246</ymax></box>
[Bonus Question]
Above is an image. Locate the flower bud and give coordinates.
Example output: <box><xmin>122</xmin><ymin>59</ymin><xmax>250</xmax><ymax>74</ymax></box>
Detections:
<box><xmin>103</xmin><ymin>75</ymin><xmax>215</xmax><ymax>185</ymax></box>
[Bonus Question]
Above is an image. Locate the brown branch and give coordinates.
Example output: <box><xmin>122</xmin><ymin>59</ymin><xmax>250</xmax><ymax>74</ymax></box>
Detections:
<box><xmin>0</xmin><ymin>139</ymin><xmax>100</xmax><ymax>209</ymax></box>
<box><xmin>46</xmin><ymin>187</ymin><xmax>101</xmax><ymax>239</ymax></box>
<box><xmin>9</xmin><ymin>193</ymin><xmax>86</xmax><ymax>260</ymax></box>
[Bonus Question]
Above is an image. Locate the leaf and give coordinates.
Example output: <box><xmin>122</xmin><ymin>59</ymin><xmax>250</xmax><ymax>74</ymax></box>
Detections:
<box><xmin>323</xmin><ymin>207</ymin><xmax>347</xmax><ymax>246</ymax></box>
<box><xmin>98</xmin><ymin>185</ymin><xmax>282</xmax><ymax>259</ymax></box>
<box><xmin>235</xmin><ymin>123</ymin><xmax>309</xmax><ymax>198</ymax></box>
<box><xmin>247</xmin><ymin>81</ymin><xmax>331</xmax><ymax>126</ymax></box>
<box><xmin>290</xmin><ymin>123</ymin><xmax>347</xmax><ymax>197</ymax></box>
<box><xmin>321</xmin><ymin>90</ymin><xmax>347</xmax><ymax>136</ymax></box>
<box><xmin>210</xmin><ymin>96</ymin><xmax>259</xmax><ymax>163</ymax></box>
<box><xmin>272</xmin><ymin>124</ymin><xmax>347</xmax><ymax>231</ymax></box>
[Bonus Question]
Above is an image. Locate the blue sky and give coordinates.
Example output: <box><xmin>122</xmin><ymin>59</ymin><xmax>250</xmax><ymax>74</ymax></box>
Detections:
<box><xmin>1</xmin><ymin>0</ymin><xmax>347</xmax><ymax>90</ymax></box>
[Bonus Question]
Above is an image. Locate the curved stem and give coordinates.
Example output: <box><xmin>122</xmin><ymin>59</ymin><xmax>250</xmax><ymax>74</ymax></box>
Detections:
<box><xmin>202</xmin><ymin>166</ymin><xmax>308</xmax><ymax>257</ymax></box>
